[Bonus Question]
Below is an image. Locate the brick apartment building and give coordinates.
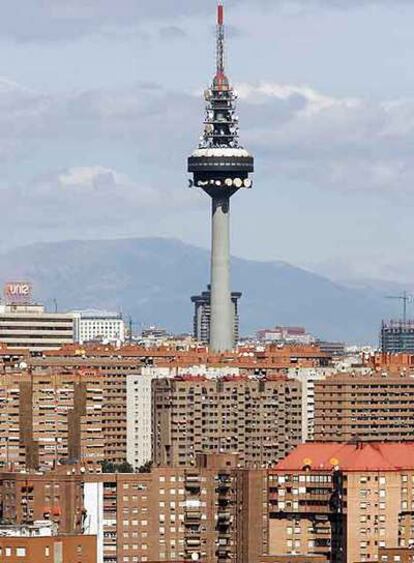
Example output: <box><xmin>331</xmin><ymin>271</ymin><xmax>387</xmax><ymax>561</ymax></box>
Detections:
<box><xmin>314</xmin><ymin>373</ymin><xmax>414</xmax><ymax>442</ymax></box>
<box><xmin>0</xmin><ymin>526</ymin><xmax>96</xmax><ymax>563</ymax></box>
<box><xmin>267</xmin><ymin>442</ymin><xmax>414</xmax><ymax>563</ymax></box>
<box><xmin>0</xmin><ymin>454</ymin><xmax>267</xmax><ymax>563</ymax></box>
<box><xmin>83</xmin><ymin>453</ymin><xmax>267</xmax><ymax>563</ymax></box>
<box><xmin>0</xmin><ymin>368</ymin><xmax>104</xmax><ymax>471</ymax></box>
<box><xmin>152</xmin><ymin>375</ymin><xmax>302</xmax><ymax>468</ymax></box>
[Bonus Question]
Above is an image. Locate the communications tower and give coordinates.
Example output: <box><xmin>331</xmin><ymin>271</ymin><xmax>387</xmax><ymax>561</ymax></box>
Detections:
<box><xmin>188</xmin><ymin>3</ymin><xmax>254</xmax><ymax>353</ymax></box>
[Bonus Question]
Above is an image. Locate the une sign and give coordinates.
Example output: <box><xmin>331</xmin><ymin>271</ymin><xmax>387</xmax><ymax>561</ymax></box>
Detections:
<box><xmin>4</xmin><ymin>282</ymin><xmax>32</xmax><ymax>304</ymax></box>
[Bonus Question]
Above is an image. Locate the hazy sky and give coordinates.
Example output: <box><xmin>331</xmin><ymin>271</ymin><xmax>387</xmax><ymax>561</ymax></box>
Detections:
<box><xmin>1</xmin><ymin>0</ymin><xmax>414</xmax><ymax>282</ymax></box>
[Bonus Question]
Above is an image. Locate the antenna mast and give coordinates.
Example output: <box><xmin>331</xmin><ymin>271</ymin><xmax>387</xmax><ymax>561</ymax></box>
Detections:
<box><xmin>216</xmin><ymin>4</ymin><xmax>226</xmax><ymax>83</ymax></box>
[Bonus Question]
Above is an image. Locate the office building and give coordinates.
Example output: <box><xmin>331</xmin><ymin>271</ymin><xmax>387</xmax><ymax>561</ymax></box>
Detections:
<box><xmin>152</xmin><ymin>375</ymin><xmax>302</xmax><ymax>468</ymax></box>
<box><xmin>381</xmin><ymin>320</ymin><xmax>414</xmax><ymax>353</ymax></box>
<box><xmin>191</xmin><ymin>285</ymin><xmax>241</xmax><ymax>346</ymax></box>
<box><xmin>0</xmin><ymin>304</ymin><xmax>74</xmax><ymax>351</ymax></box>
<box><xmin>72</xmin><ymin>310</ymin><xmax>125</xmax><ymax>344</ymax></box>
<box><xmin>267</xmin><ymin>442</ymin><xmax>414</xmax><ymax>563</ymax></box>
<box><xmin>313</xmin><ymin>372</ymin><xmax>414</xmax><ymax>442</ymax></box>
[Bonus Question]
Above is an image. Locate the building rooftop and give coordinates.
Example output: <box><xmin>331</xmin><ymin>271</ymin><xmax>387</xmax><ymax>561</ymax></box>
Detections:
<box><xmin>273</xmin><ymin>442</ymin><xmax>414</xmax><ymax>472</ymax></box>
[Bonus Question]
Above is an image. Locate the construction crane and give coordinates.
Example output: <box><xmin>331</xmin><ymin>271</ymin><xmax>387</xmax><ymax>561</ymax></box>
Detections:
<box><xmin>385</xmin><ymin>291</ymin><xmax>413</xmax><ymax>323</ymax></box>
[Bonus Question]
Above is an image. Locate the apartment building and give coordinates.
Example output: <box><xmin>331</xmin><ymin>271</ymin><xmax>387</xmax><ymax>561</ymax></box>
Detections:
<box><xmin>84</xmin><ymin>453</ymin><xmax>267</xmax><ymax>563</ymax></box>
<box><xmin>0</xmin><ymin>522</ymin><xmax>96</xmax><ymax>563</ymax></box>
<box><xmin>0</xmin><ymin>469</ymin><xmax>86</xmax><ymax>534</ymax></box>
<box><xmin>0</xmin><ymin>304</ymin><xmax>74</xmax><ymax>351</ymax></box>
<box><xmin>314</xmin><ymin>373</ymin><xmax>414</xmax><ymax>442</ymax></box>
<box><xmin>152</xmin><ymin>375</ymin><xmax>302</xmax><ymax>468</ymax></box>
<box><xmin>288</xmin><ymin>367</ymin><xmax>335</xmax><ymax>442</ymax></box>
<box><xmin>0</xmin><ymin>369</ymin><xmax>104</xmax><ymax>471</ymax></box>
<box><xmin>267</xmin><ymin>442</ymin><xmax>414</xmax><ymax>563</ymax></box>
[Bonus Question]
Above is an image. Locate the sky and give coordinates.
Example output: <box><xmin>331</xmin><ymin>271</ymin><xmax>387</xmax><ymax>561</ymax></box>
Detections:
<box><xmin>1</xmin><ymin>0</ymin><xmax>414</xmax><ymax>283</ymax></box>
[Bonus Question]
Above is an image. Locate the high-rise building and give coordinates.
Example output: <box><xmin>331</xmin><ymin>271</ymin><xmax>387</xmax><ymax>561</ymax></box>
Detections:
<box><xmin>267</xmin><ymin>442</ymin><xmax>414</xmax><ymax>563</ymax></box>
<box><xmin>313</xmin><ymin>372</ymin><xmax>414</xmax><ymax>442</ymax></box>
<box><xmin>381</xmin><ymin>320</ymin><xmax>414</xmax><ymax>353</ymax></box>
<box><xmin>0</xmin><ymin>368</ymin><xmax>104</xmax><ymax>471</ymax></box>
<box><xmin>152</xmin><ymin>375</ymin><xmax>302</xmax><ymax>468</ymax></box>
<box><xmin>84</xmin><ymin>454</ymin><xmax>266</xmax><ymax>563</ymax></box>
<box><xmin>191</xmin><ymin>285</ymin><xmax>241</xmax><ymax>345</ymax></box>
<box><xmin>72</xmin><ymin>310</ymin><xmax>125</xmax><ymax>344</ymax></box>
<box><xmin>187</xmin><ymin>4</ymin><xmax>254</xmax><ymax>353</ymax></box>
<box><xmin>0</xmin><ymin>304</ymin><xmax>74</xmax><ymax>351</ymax></box>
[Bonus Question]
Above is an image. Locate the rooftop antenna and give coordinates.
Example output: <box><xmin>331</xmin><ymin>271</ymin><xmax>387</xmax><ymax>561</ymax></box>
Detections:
<box><xmin>385</xmin><ymin>290</ymin><xmax>413</xmax><ymax>323</ymax></box>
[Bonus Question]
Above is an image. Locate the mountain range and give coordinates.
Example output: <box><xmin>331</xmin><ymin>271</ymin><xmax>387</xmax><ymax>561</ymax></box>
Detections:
<box><xmin>0</xmin><ymin>237</ymin><xmax>404</xmax><ymax>344</ymax></box>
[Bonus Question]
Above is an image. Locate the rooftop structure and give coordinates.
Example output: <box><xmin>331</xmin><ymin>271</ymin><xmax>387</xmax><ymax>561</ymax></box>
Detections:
<box><xmin>187</xmin><ymin>4</ymin><xmax>254</xmax><ymax>353</ymax></box>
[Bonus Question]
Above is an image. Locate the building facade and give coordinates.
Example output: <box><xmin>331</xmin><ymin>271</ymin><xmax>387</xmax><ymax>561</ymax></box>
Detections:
<box><xmin>313</xmin><ymin>373</ymin><xmax>414</xmax><ymax>442</ymax></box>
<box><xmin>381</xmin><ymin>321</ymin><xmax>414</xmax><ymax>353</ymax></box>
<box><xmin>84</xmin><ymin>454</ymin><xmax>266</xmax><ymax>563</ymax></box>
<box><xmin>152</xmin><ymin>375</ymin><xmax>302</xmax><ymax>468</ymax></box>
<box><xmin>0</xmin><ymin>369</ymin><xmax>104</xmax><ymax>471</ymax></box>
<box><xmin>266</xmin><ymin>442</ymin><xmax>414</xmax><ymax>563</ymax></box>
<box><xmin>72</xmin><ymin>310</ymin><xmax>125</xmax><ymax>345</ymax></box>
<box><xmin>0</xmin><ymin>304</ymin><xmax>74</xmax><ymax>351</ymax></box>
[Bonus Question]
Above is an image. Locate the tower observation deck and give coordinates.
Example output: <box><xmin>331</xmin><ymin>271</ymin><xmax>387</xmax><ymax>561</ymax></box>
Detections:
<box><xmin>188</xmin><ymin>3</ymin><xmax>254</xmax><ymax>353</ymax></box>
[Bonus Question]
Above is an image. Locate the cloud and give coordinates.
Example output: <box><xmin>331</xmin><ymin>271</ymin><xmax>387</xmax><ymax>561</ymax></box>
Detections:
<box><xmin>0</xmin><ymin>164</ymin><xmax>201</xmax><ymax>248</ymax></box>
<box><xmin>1</xmin><ymin>0</ymin><xmax>411</xmax><ymax>42</ymax></box>
<box><xmin>237</xmin><ymin>83</ymin><xmax>414</xmax><ymax>195</ymax></box>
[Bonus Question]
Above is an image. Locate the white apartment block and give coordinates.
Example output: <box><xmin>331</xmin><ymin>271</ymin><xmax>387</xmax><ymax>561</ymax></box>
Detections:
<box><xmin>288</xmin><ymin>367</ymin><xmax>334</xmax><ymax>442</ymax></box>
<box><xmin>126</xmin><ymin>367</ymin><xmax>172</xmax><ymax>470</ymax></box>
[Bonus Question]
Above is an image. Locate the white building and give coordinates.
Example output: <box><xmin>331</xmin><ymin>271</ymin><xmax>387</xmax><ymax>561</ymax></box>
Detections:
<box><xmin>126</xmin><ymin>367</ymin><xmax>172</xmax><ymax>470</ymax></box>
<box><xmin>288</xmin><ymin>367</ymin><xmax>334</xmax><ymax>442</ymax></box>
<box><xmin>72</xmin><ymin>310</ymin><xmax>125</xmax><ymax>345</ymax></box>
<box><xmin>0</xmin><ymin>304</ymin><xmax>74</xmax><ymax>352</ymax></box>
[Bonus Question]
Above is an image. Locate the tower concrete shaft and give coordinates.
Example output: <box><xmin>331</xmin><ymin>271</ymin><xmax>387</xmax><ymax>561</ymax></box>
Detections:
<box><xmin>187</xmin><ymin>3</ymin><xmax>254</xmax><ymax>353</ymax></box>
<box><xmin>210</xmin><ymin>196</ymin><xmax>233</xmax><ymax>352</ymax></box>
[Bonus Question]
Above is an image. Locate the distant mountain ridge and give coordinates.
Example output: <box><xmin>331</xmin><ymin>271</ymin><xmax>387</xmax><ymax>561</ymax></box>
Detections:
<box><xmin>0</xmin><ymin>237</ymin><xmax>397</xmax><ymax>344</ymax></box>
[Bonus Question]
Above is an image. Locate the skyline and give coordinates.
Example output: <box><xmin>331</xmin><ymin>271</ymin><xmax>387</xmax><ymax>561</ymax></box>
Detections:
<box><xmin>2</xmin><ymin>1</ymin><xmax>414</xmax><ymax>284</ymax></box>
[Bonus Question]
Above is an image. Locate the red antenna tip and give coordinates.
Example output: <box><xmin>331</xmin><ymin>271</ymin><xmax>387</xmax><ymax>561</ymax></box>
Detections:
<box><xmin>218</xmin><ymin>4</ymin><xmax>224</xmax><ymax>26</ymax></box>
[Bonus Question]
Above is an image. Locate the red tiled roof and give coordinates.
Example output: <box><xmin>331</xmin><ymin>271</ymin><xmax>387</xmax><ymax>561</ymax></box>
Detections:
<box><xmin>273</xmin><ymin>442</ymin><xmax>414</xmax><ymax>472</ymax></box>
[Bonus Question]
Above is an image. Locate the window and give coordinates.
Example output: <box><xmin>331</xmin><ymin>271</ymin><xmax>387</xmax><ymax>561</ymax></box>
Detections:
<box><xmin>16</xmin><ymin>548</ymin><xmax>27</xmax><ymax>557</ymax></box>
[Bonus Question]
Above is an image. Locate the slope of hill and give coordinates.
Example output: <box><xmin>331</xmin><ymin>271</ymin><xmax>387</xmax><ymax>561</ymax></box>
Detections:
<box><xmin>0</xmin><ymin>237</ymin><xmax>395</xmax><ymax>343</ymax></box>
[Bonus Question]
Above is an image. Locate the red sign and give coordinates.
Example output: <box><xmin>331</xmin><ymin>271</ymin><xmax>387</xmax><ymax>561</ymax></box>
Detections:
<box><xmin>4</xmin><ymin>282</ymin><xmax>32</xmax><ymax>304</ymax></box>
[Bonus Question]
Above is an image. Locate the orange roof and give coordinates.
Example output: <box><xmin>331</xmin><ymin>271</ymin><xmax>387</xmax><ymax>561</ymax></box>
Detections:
<box><xmin>273</xmin><ymin>442</ymin><xmax>414</xmax><ymax>472</ymax></box>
